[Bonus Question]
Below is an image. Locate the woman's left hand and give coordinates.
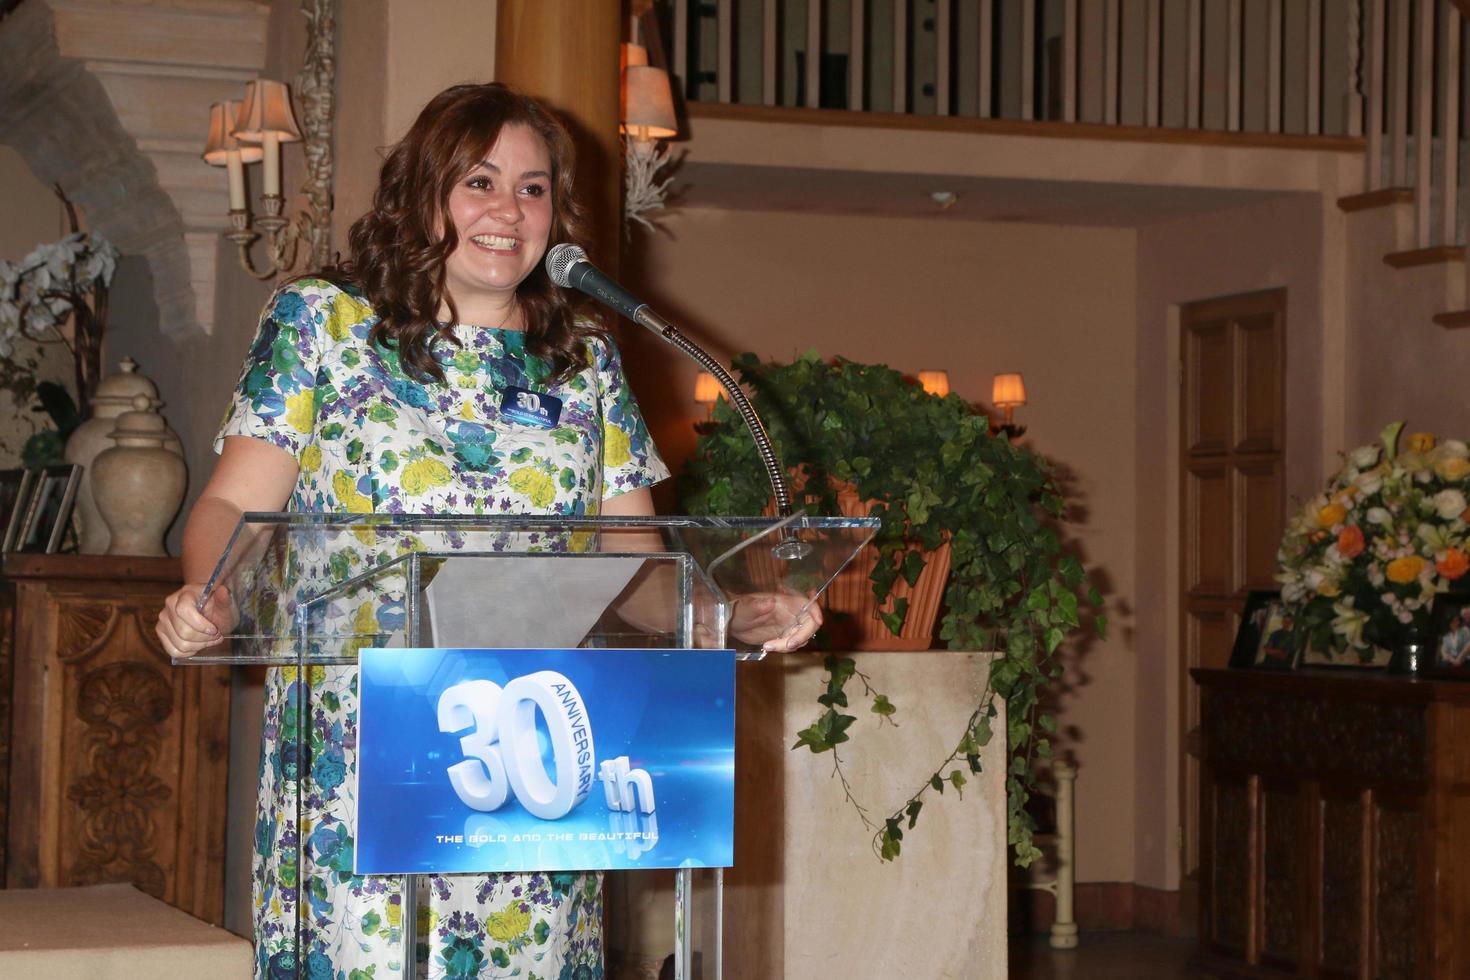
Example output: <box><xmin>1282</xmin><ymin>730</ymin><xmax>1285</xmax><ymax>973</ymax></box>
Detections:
<box><xmin>731</xmin><ymin>591</ymin><xmax>824</xmax><ymax>653</ymax></box>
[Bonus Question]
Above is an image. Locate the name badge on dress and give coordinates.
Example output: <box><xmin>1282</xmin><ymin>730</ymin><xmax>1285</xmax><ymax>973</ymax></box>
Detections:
<box><xmin>499</xmin><ymin>386</ymin><xmax>562</xmax><ymax>428</ymax></box>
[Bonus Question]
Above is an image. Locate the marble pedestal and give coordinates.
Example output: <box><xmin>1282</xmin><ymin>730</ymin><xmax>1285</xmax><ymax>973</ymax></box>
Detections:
<box><xmin>609</xmin><ymin>650</ymin><xmax>1008</xmax><ymax>979</ymax></box>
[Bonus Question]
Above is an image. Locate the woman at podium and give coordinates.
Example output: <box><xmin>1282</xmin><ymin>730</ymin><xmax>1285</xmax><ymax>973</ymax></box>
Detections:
<box><xmin>157</xmin><ymin>84</ymin><xmax>676</xmax><ymax>980</ymax></box>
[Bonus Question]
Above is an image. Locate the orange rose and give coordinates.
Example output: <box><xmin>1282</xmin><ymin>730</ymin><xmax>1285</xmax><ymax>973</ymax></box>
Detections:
<box><xmin>1316</xmin><ymin>503</ymin><xmax>1348</xmax><ymax>528</ymax></box>
<box><xmin>1337</xmin><ymin>525</ymin><xmax>1366</xmax><ymax>559</ymax></box>
<box><xmin>1438</xmin><ymin>548</ymin><xmax>1470</xmax><ymax>581</ymax></box>
<box><xmin>1387</xmin><ymin>555</ymin><xmax>1427</xmax><ymax>584</ymax></box>
<box><xmin>1408</xmin><ymin>432</ymin><xmax>1438</xmax><ymax>453</ymax></box>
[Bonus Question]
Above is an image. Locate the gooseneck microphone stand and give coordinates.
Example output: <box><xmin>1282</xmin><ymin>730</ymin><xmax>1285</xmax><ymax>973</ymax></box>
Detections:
<box><xmin>544</xmin><ymin>244</ymin><xmax>810</xmax><ymax>559</ymax></box>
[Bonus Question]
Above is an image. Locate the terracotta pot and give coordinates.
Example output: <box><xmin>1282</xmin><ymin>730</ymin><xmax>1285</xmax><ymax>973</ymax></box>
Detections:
<box><xmin>764</xmin><ymin>478</ymin><xmax>951</xmax><ymax>651</ymax></box>
<box><xmin>821</xmin><ymin>484</ymin><xmax>951</xmax><ymax>650</ymax></box>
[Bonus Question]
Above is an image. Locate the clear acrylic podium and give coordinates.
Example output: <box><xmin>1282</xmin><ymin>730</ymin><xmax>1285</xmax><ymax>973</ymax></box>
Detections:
<box><xmin>181</xmin><ymin>511</ymin><xmax>877</xmax><ymax>980</ymax></box>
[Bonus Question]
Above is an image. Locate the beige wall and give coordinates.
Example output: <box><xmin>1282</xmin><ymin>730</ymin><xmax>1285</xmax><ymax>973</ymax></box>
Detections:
<box><xmin>334</xmin><ymin>0</ymin><xmax>498</xmax><ymax>258</ymax></box>
<box><xmin>0</xmin><ymin>145</ymin><xmax>65</xmax><ymax>256</ymax></box>
<box><xmin>621</xmin><ymin>206</ymin><xmax>1141</xmax><ymax>885</ymax></box>
<box><xmin>1133</xmin><ymin>192</ymin><xmax>1331</xmax><ymax>891</ymax></box>
<box><xmin>0</xmin><ymin>145</ymin><xmax>70</xmax><ymax>466</ymax></box>
<box><xmin>1345</xmin><ymin>204</ymin><xmax>1470</xmax><ymax>444</ymax></box>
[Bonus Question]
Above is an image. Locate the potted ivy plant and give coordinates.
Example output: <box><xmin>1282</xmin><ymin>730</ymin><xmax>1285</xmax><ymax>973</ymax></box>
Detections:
<box><xmin>679</xmin><ymin>351</ymin><xmax>1104</xmax><ymax>865</ymax></box>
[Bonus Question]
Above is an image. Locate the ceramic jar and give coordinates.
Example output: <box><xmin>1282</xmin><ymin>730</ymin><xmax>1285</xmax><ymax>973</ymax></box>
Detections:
<box><xmin>91</xmin><ymin>394</ymin><xmax>187</xmax><ymax>557</ymax></box>
<box><xmin>65</xmin><ymin>358</ymin><xmax>183</xmax><ymax>553</ymax></box>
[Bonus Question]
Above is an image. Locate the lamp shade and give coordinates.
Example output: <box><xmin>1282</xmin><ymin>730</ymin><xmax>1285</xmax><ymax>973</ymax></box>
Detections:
<box><xmin>621</xmin><ymin>65</ymin><xmax>678</xmax><ymax>140</ymax></box>
<box><xmin>234</xmin><ymin>79</ymin><xmax>302</xmax><ymax>143</ymax></box>
<box><xmin>917</xmin><ymin>370</ymin><xmax>950</xmax><ymax>397</ymax></box>
<box><xmin>202</xmin><ymin>101</ymin><xmax>263</xmax><ymax>165</ymax></box>
<box><xmin>621</xmin><ymin>42</ymin><xmax>649</xmax><ymax>70</ymax></box>
<box><xmin>991</xmin><ymin>372</ymin><xmax>1027</xmax><ymax>408</ymax></box>
<box><xmin>694</xmin><ymin>372</ymin><xmax>724</xmax><ymax>404</ymax></box>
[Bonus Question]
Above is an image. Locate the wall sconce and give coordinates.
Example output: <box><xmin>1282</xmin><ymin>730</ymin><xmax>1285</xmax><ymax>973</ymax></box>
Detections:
<box><xmin>917</xmin><ymin>370</ymin><xmax>950</xmax><ymax>397</ymax></box>
<box><xmin>621</xmin><ymin>42</ymin><xmax>679</xmax><ymax>235</ymax></box>
<box><xmin>693</xmin><ymin>370</ymin><xmax>724</xmax><ymax>435</ymax></box>
<box><xmin>202</xmin><ymin>0</ymin><xmax>336</xmax><ymax>280</ymax></box>
<box><xmin>992</xmin><ymin>372</ymin><xmax>1028</xmax><ymax>440</ymax></box>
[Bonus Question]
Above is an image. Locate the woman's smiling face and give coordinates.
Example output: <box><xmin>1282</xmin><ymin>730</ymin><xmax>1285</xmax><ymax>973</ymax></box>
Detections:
<box><xmin>441</xmin><ymin>122</ymin><xmax>554</xmax><ymax>325</ymax></box>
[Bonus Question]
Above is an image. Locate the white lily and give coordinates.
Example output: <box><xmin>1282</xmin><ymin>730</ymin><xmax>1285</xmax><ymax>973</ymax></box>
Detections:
<box><xmin>1332</xmin><ymin>597</ymin><xmax>1370</xmax><ymax>650</ymax></box>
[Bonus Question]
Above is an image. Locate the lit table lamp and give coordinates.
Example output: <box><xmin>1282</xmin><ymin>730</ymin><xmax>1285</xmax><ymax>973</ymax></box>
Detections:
<box><xmin>992</xmin><ymin>372</ymin><xmax>1027</xmax><ymax>440</ymax></box>
<box><xmin>917</xmin><ymin>370</ymin><xmax>950</xmax><ymax>397</ymax></box>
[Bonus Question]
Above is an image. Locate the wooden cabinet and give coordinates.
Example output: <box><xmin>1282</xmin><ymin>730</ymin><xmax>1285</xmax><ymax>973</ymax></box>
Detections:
<box><xmin>0</xmin><ymin>554</ymin><xmax>231</xmax><ymax>925</ymax></box>
<box><xmin>1194</xmin><ymin>668</ymin><xmax>1470</xmax><ymax>978</ymax></box>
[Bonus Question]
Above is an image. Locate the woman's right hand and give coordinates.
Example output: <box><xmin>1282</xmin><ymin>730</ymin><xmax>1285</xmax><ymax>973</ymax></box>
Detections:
<box><xmin>157</xmin><ymin>584</ymin><xmax>235</xmax><ymax>659</ymax></box>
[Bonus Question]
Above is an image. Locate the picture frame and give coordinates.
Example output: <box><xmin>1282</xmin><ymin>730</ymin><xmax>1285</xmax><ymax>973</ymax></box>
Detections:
<box><xmin>0</xmin><ymin>468</ymin><xmax>36</xmax><ymax>552</ymax></box>
<box><xmin>1426</xmin><ymin>593</ymin><xmax>1470</xmax><ymax>679</ymax></box>
<box><xmin>1231</xmin><ymin>592</ymin><xmax>1303</xmax><ymax>670</ymax></box>
<box><xmin>17</xmin><ymin>464</ymin><xmax>82</xmax><ymax>555</ymax></box>
<box><xmin>1230</xmin><ymin>591</ymin><xmax>1289</xmax><ymax>669</ymax></box>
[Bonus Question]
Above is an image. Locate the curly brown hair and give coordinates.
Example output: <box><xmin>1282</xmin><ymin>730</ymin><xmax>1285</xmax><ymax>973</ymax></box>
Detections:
<box><xmin>341</xmin><ymin>83</ymin><xmax>602</xmax><ymax>383</ymax></box>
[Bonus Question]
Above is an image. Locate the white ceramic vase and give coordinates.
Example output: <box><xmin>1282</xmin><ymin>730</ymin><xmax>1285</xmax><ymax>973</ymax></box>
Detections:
<box><xmin>91</xmin><ymin>394</ymin><xmax>187</xmax><ymax>557</ymax></box>
<box><xmin>65</xmin><ymin>358</ymin><xmax>183</xmax><ymax>554</ymax></box>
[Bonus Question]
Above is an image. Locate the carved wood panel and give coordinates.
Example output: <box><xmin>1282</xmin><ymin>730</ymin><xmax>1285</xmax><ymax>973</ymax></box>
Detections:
<box><xmin>1318</xmin><ymin>793</ymin><xmax>1363</xmax><ymax>974</ymax></box>
<box><xmin>0</xmin><ymin>555</ymin><xmax>229</xmax><ymax>925</ymax></box>
<box><xmin>1375</xmin><ymin>800</ymin><xmax>1420</xmax><ymax>979</ymax></box>
<box><xmin>1259</xmin><ymin>783</ymin><xmax>1299</xmax><ymax>967</ymax></box>
<box><xmin>1211</xmin><ymin>777</ymin><xmax>1251</xmax><ymax>954</ymax></box>
<box><xmin>1204</xmin><ymin>687</ymin><xmax>1426</xmax><ymax>784</ymax></box>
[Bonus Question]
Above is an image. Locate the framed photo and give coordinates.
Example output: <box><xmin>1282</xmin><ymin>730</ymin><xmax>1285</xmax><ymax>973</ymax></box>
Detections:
<box><xmin>1427</xmin><ymin>594</ymin><xmax>1470</xmax><ymax>678</ymax></box>
<box><xmin>17</xmin><ymin>464</ymin><xmax>82</xmax><ymax>554</ymax></box>
<box><xmin>1244</xmin><ymin>595</ymin><xmax>1303</xmax><ymax>670</ymax></box>
<box><xmin>0</xmin><ymin>468</ymin><xmax>37</xmax><ymax>552</ymax></box>
<box><xmin>1230</xmin><ymin>591</ymin><xmax>1292</xmax><ymax>669</ymax></box>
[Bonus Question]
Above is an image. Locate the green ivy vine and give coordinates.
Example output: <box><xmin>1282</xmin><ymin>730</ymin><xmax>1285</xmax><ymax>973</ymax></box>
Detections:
<box><xmin>679</xmin><ymin>352</ymin><xmax>1105</xmax><ymax>865</ymax></box>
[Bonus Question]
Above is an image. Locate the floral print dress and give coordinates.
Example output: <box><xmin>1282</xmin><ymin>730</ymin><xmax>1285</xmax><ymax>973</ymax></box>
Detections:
<box><xmin>217</xmin><ymin>279</ymin><xmax>669</xmax><ymax>980</ymax></box>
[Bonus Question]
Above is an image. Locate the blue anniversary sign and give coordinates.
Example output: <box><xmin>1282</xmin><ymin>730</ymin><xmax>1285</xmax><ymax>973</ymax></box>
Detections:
<box><xmin>356</xmin><ymin>647</ymin><xmax>736</xmax><ymax>874</ymax></box>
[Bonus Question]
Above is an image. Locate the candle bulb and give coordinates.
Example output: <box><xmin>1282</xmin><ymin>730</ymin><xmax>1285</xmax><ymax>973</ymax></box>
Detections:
<box><xmin>234</xmin><ymin>79</ymin><xmax>300</xmax><ymax>201</ymax></box>
<box><xmin>226</xmin><ymin>147</ymin><xmax>246</xmax><ymax>211</ymax></box>
<box><xmin>202</xmin><ymin>99</ymin><xmax>258</xmax><ymax>212</ymax></box>
<box><xmin>263</xmin><ymin>131</ymin><xmax>281</xmax><ymax>198</ymax></box>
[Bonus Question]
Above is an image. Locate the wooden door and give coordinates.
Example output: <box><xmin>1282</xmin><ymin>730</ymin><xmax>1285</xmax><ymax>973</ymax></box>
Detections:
<box><xmin>1180</xmin><ymin>290</ymin><xmax>1286</xmax><ymax>891</ymax></box>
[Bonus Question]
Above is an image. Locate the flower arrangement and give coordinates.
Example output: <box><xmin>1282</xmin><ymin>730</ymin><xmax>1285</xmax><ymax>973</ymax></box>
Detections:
<box><xmin>1277</xmin><ymin>421</ymin><xmax>1470</xmax><ymax>661</ymax></box>
<box><xmin>0</xmin><ymin>188</ymin><xmax>118</xmax><ymax>425</ymax></box>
